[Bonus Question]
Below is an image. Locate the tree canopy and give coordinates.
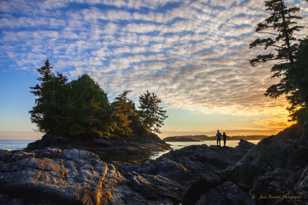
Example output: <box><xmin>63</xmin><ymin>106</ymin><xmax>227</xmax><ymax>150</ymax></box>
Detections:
<box><xmin>250</xmin><ymin>0</ymin><xmax>308</xmax><ymax>133</ymax></box>
<box><xmin>288</xmin><ymin>39</ymin><xmax>308</xmax><ymax>125</ymax></box>
<box><xmin>30</xmin><ymin>60</ymin><xmax>68</xmax><ymax>135</ymax></box>
<box><xmin>30</xmin><ymin>61</ymin><xmax>167</xmax><ymax>138</ymax></box>
<box><xmin>138</xmin><ymin>90</ymin><xmax>167</xmax><ymax>134</ymax></box>
<box><xmin>110</xmin><ymin>91</ymin><xmax>140</xmax><ymax>137</ymax></box>
<box><xmin>250</xmin><ymin>0</ymin><xmax>303</xmax><ymax>98</ymax></box>
<box><xmin>64</xmin><ymin>74</ymin><xmax>111</xmax><ymax>137</ymax></box>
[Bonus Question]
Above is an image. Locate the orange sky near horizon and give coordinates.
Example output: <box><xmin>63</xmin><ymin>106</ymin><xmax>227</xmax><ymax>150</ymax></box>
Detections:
<box><xmin>0</xmin><ymin>102</ymin><xmax>294</xmax><ymax>140</ymax></box>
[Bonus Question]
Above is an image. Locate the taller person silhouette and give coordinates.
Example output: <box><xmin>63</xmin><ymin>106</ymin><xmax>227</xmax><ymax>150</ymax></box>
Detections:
<box><xmin>216</xmin><ymin>130</ymin><xmax>222</xmax><ymax>147</ymax></box>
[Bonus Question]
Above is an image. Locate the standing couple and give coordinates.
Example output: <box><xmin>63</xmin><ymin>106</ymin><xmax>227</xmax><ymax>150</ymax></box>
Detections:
<box><xmin>216</xmin><ymin>130</ymin><xmax>227</xmax><ymax>147</ymax></box>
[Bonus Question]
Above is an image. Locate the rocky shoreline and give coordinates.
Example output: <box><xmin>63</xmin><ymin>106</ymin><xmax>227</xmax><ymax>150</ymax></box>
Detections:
<box><xmin>26</xmin><ymin>133</ymin><xmax>170</xmax><ymax>162</ymax></box>
<box><xmin>0</xmin><ymin>125</ymin><xmax>307</xmax><ymax>205</ymax></box>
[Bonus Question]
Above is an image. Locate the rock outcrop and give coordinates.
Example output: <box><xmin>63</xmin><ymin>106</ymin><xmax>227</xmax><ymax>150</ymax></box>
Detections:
<box><xmin>0</xmin><ymin>148</ymin><xmax>183</xmax><ymax>205</ymax></box>
<box><xmin>5</xmin><ymin>127</ymin><xmax>307</xmax><ymax>205</ymax></box>
<box><xmin>26</xmin><ymin>133</ymin><xmax>170</xmax><ymax>162</ymax></box>
<box><xmin>0</xmin><ymin>138</ymin><xmax>254</xmax><ymax>205</ymax></box>
<box><xmin>120</xmin><ymin>140</ymin><xmax>253</xmax><ymax>187</ymax></box>
<box><xmin>183</xmin><ymin>125</ymin><xmax>308</xmax><ymax>205</ymax></box>
<box><xmin>183</xmin><ymin>179</ymin><xmax>254</xmax><ymax>205</ymax></box>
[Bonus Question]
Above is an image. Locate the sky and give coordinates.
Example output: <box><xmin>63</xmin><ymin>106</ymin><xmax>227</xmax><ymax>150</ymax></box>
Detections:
<box><xmin>0</xmin><ymin>0</ymin><xmax>307</xmax><ymax>139</ymax></box>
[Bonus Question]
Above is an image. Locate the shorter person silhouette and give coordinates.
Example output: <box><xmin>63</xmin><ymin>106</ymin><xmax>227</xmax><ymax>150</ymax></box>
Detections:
<box><xmin>216</xmin><ymin>130</ymin><xmax>222</xmax><ymax>147</ymax></box>
<box><xmin>222</xmin><ymin>132</ymin><xmax>227</xmax><ymax>147</ymax></box>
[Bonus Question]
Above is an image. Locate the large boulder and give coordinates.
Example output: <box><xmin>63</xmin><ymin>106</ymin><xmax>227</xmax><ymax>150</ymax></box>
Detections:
<box><xmin>0</xmin><ymin>148</ymin><xmax>115</xmax><ymax>205</ymax></box>
<box><xmin>0</xmin><ymin>148</ymin><xmax>183</xmax><ymax>205</ymax></box>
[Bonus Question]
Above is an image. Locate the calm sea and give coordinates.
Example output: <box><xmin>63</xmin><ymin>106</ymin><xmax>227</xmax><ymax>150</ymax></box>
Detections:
<box><xmin>0</xmin><ymin>139</ymin><xmax>259</xmax><ymax>159</ymax></box>
<box><xmin>0</xmin><ymin>139</ymin><xmax>35</xmax><ymax>151</ymax></box>
<box><xmin>150</xmin><ymin>140</ymin><xmax>260</xmax><ymax>159</ymax></box>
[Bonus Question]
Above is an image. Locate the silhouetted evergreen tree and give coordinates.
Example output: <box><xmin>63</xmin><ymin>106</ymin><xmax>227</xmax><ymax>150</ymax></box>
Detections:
<box><xmin>30</xmin><ymin>61</ymin><xmax>111</xmax><ymax>137</ymax></box>
<box><xmin>65</xmin><ymin>74</ymin><xmax>111</xmax><ymax>137</ymax></box>
<box><xmin>250</xmin><ymin>0</ymin><xmax>308</xmax><ymax>134</ymax></box>
<box><xmin>30</xmin><ymin>60</ymin><xmax>68</xmax><ymax>135</ymax></box>
<box><xmin>250</xmin><ymin>0</ymin><xmax>302</xmax><ymax>98</ymax></box>
<box><xmin>31</xmin><ymin>61</ymin><xmax>168</xmax><ymax>138</ymax></box>
<box><xmin>288</xmin><ymin>39</ymin><xmax>308</xmax><ymax>132</ymax></box>
<box><xmin>138</xmin><ymin>90</ymin><xmax>167</xmax><ymax>133</ymax></box>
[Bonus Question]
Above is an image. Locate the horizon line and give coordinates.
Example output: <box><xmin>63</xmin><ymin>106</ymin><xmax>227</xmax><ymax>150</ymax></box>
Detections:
<box><xmin>0</xmin><ymin>127</ymin><xmax>284</xmax><ymax>140</ymax></box>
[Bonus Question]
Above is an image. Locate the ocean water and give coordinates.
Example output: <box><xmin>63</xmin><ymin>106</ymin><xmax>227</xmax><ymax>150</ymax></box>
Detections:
<box><xmin>168</xmin><ymin>139</ymin><xmax>260</xmax><ymax>150</ymax></box>
<box><xmin>0</xmin><ymin>139</ymin><xmax>35</xmax><ymax>151</ymax></box>
<box><xmin>0</xmin><ymin>139</ymin><xmax>260</xmax><ymax>160</ymax></box>
<box><xmin>150</xmin><ymin>140</ymin><xmax>260</xmax><ymax>159</ymax></box>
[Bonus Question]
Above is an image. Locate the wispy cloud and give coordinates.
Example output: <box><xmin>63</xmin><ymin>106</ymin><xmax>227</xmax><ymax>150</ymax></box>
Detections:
<box><xmin>1</xmin><ymin>0</ymin><xmax>308</xmax><ymax>129</ymax></box>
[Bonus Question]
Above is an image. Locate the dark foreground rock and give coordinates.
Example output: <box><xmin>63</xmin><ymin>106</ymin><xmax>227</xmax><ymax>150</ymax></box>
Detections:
<box><xmin>120</xmin><ymin>139</ymin><xmax>254</xmax><ymax>186</ymax></box>
<box><xmin>0</xmin><ymin>148</ymin><xmax>183</xmax><ymax>205</ymax></box>
<box><xmin>183</xmin><ymin>179</ymin><xmax>253</xmax><ymax>205</ymax></box>
<box><xmin>0</xmin><ymin>138</ymin><xmax>254</xmax><ymax>205</ymax></box>
<box><xmin>26</xmin><ymin>133</ymin><xmax>170</xmax><ymax>162</ymax></box>
<box><xmin>183</xmin><ymin>125</ymin><xmax>308</xmax><ymax>205</ymax></box>
<box><xmin>6</xmin><ymin>128</ymin><xmax>307</xmax><ymax>205</ymax></box>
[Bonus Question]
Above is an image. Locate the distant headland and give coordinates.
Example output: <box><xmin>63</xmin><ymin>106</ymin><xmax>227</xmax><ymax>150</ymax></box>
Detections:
<box><xmin>164</xmin><ymin>134</ymin><xmax>268</xmax><ymax>142</ymax></box>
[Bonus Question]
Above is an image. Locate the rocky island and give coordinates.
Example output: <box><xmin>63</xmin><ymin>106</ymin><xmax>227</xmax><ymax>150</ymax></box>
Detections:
<box><xmin>0</xmin><ymin>125</ymin><xmax>307</xmax><ymax>205</ymax></box>
<box><xmin>26</xmin><ymin>133</ymin><xmax>170</xmax><ymax>162</ymax></box>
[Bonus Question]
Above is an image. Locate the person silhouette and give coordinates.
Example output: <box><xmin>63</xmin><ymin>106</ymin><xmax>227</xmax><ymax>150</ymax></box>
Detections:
<box><xmin>216</xmin><ymin>130</ymin><xmax>222</xmax><ymax>147</ymax></box>
<box><xmin>222</xmin><ymin>132</ymin><xmax>227</xmax><ymax>147</ymax></box>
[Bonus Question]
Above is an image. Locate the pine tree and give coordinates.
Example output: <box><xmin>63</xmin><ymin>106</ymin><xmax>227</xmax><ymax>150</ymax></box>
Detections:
<box><xmin>111</xmin><ymin>91</ymin><xmax>139</xmax><ymax>136</ymax></box>
<box><xmin>30</xmin><ymin>61</ymin><xmax>111</xmax><ymax>137</ymax></box>
<box><xmin>66</xmin><ymin>74</ymin><xmax>111</xmax><ymax>137</ymax></box>
<box><xmin>30</xmin><ymin>60</ymin><xmax>67</xmax><ymax>134</ymax></box>
<box><xmin>288</xmin><ymin>38</ymin><xmax>308</xmax><ymax>133</ymax></box>
<box><xmin>250</xmin><ymin>0</ymin><xmax>302</xmax><ymax>98</ymax></box>
<box><xmin>30</xmin><ymin>62</ymin><xmax>168</xmax><ymax>138</ymax></box>
<box><xmin>138</xmin><ymin>91</ymin><xmax>167</xmax><ymax>133</ymax></box>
